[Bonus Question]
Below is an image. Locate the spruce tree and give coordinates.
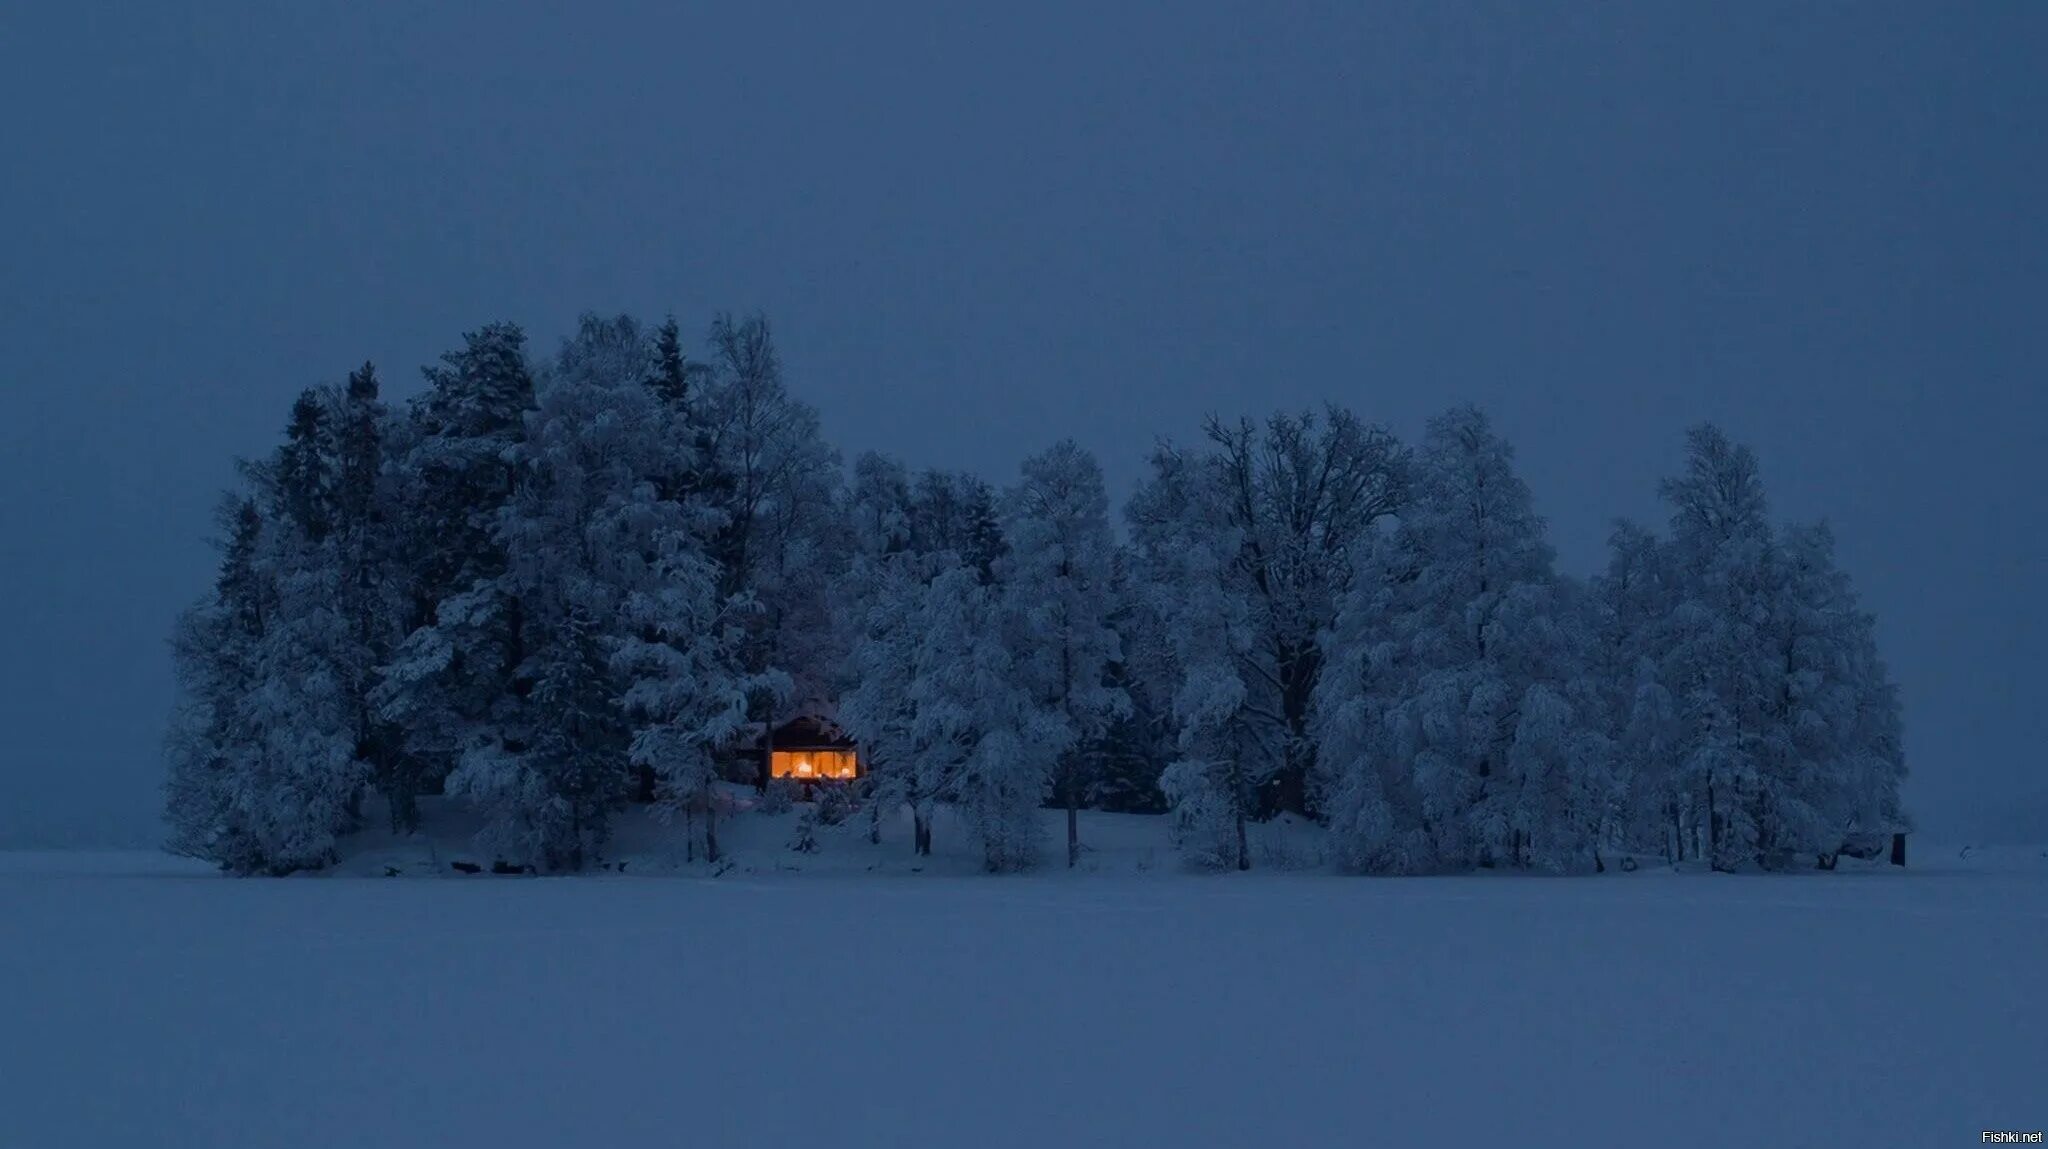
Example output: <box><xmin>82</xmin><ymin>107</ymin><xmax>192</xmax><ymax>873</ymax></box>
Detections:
<box><xmin>374</xmin><ymin>323</ymin><xmax>536</xmax><ymax>832</ymax></box>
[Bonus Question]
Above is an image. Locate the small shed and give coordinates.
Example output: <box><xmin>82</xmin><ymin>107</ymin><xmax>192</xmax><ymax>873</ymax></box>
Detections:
<box><xmin>1830</xmin><ymin>831</ymin><xmax>1908</xmax><ymax>868</ymax></box>
<box><xmin>759</xmin><ymin>716</ymin><xmax>859</xmax><ymax>785</ymax></box>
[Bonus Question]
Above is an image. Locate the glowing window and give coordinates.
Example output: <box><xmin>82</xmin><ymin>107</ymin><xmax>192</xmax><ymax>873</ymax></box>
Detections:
<box><xmin>770</xmin><ymin>749</ymin><xmax>858</xmax><ymax>780</ymax></box>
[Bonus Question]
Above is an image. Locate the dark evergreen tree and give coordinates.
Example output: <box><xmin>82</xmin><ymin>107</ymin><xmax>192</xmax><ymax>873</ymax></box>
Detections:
<box><xmin>330</xmin><ymin>365</ymin><xmax>402</xmax><ymax>828</ymax></box>
<box><xmin>1091</xmin><ymin>655</ymin><xmax>1171</xmax><ymax>814</ymax></box>
<box><xmin>908</xmin><ymin>469</ymin><xmax>1006</xmax><ymax>580</ymax></box>
<box><xmin>1087</xmin><ymin>552</ymin><xmax>1175</xmax><ymax>814</ymax></box>
<box><xmin>164</xmin><ymin>497</ymin><xmax>268</xmax><ymax>870</ymax></box>
<box><xmin>275</xmin><ymin>389</ymin><xmax>335</xmax><ymax>543</ymax></box>
<box><xmin>373</xmin><ymin>323</ymin><xmax>536</xmax><ymax>832</ymax></box>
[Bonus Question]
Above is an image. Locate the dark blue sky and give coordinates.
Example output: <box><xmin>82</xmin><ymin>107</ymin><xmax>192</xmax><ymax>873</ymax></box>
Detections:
<box><xmin>2</xmin><ymin>3</ymin><xmax>2041</xmax><ymax>846</ymax></box>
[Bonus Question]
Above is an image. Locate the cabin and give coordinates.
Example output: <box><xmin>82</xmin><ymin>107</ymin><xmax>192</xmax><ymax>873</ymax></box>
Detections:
<box><xmin>759</xmin><ymin>715</ymin><xmax>860</xmax><ymax>787</ymax></box>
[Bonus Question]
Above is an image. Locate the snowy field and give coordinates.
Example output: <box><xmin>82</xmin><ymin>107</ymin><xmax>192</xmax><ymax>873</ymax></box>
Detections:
<box><xmin>3</xmin><ymin>833</ymin><xmax>2044</xmax><ymax>1148</ymax></box>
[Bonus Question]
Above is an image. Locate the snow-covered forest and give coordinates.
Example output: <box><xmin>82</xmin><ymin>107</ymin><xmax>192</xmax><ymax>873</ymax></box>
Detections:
<box><xmin>164</xmin><ymin>313</ymin><xmax>1907</xmax><ymax>876</ymax></box>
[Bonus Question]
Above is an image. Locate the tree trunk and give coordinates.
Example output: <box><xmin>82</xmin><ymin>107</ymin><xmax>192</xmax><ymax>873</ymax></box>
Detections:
<box><xmin>1235</xmin><ymin>807</ymin><xmax>1250</xmax><ymax>872</ymax></box>
<box><xmin>1890</xmin><ymin>833</ymin><xmax>1906</xmax><ymax>867</ymax></box>
<box><xmin>1272</xmin><ymin>637</ymin><xmax>1319</xmax><ymax>818</ymax></box>
<box><xmin>913</xmin><ymin>808</ymin><xmax>932</xmax><ymax>856</ymax></box>
<box><xmin>1706</xmin><ymin>780</ymin><xmax>1722</xmax><ymax>870</ymax></box>
<box><xmin>390</xmin><ymin>770</ymin><xmax>420</xmax><ymax>836</ymax></box>
<box><xmin>703</xmin><ymin>787</ymin><xmax>720</xmax><ymax>865</ymax></box>
<box><xmin>1751</xmin><ymin>790</ymin><xmax>1771</xmax><ymax>870</ymax></box>
<box><xmin>344</xmin><ymin>769</ymin><xmax>364</xmax><ymax>828</ymax></box>
<box><xmin>1066</xmin><ymin>790</ymin><xmax>1080</xmax><ymax>868</ymax></box>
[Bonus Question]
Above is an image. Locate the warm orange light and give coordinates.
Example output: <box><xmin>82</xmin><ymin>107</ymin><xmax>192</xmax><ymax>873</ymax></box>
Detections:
<box><xmin>770</xmin><ymin>749</ymin><xmax>858</xmax><ymax>780</ymax></box>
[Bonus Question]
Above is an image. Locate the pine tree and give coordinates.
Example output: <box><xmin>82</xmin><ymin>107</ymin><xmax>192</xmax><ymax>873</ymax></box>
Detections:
<box><xmin>440</xmin><ymin>317</ymin><xmax>648</xmax><ymax>868</ymax></box>
<box><xmin>374</xmin><ymin>323</ymin><xmax>536</xmax><ymax>832</ymax></box>
<box><xmin>165</xmin><ymin>480</ymin><xmax>368</xmax><ymax>874</ymax></box>
<box><xmin>164</xmin><ymin>498</ymin><xmax>267</xmax><ymax>870</ymax></box>
<box><xmin>328</xmin><ymin>364</ymin><xmax>402</xmax><ymax>829</ymax></box>
<box><xmin>228</xmin><ymin>509</ymin><xmax>370</xmax><ymax>871</ymax></box>
<box><xmin>909</xmin><ymin>469</ymin><xmax>1007</xmax><ymax>578</ymax></box>
<box><xmin>276</xmin><ymin>389</ymin><xmax>334</xmax><ymax>543</ymax></box>
<box><xmin>647</xmin><ymin>315</ymin><xmax>696</xmax><ymax>410</ymax></box>
<box><xmin>163</xmin><ymin>311</ymin><xmax>1915</xmax><ymax>884</ymax></box>
<box><xmin>448</xmin><ymin>603</ymin><xmax>621</xmax><ymax>870</ymax></box>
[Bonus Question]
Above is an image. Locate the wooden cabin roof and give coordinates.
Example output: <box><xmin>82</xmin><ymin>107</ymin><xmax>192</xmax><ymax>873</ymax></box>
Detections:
<box><xmin>763</xmin><ymin>715</ymin><xmax>855</xmax><ymax>750</ymax></box>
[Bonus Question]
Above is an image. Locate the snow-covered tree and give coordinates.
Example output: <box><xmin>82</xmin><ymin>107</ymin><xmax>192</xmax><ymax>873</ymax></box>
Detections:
<box><xmin>165</xmin><ymin>473</ymin><xmax>370</xmax><ymax>875</ymax></box>
<box><xmin>1091</xmin><ymin>548</ymin><xmax>1175</xmax><ymax>814</ymax></box>
<box><xmin>437</xmin><ymin>314</ymin><xmax>776</xmax><ymax>870</ymax></box>
<box><xmin>916</xmin><ymin>565</ymin><xmax>1056</xmax><ymax>870</ymax></box>
<box><xmin>1586</xmin><ymin>521</ymin><xmax>1680</xmax><ymax>858</ymax></box>
<box><xmin>327</xmin><ymin>365</ymin><xmax>404</xmax><ymax>823</ymax></box>
<box><xmin>910</xmin><ymin>469</ymin><xmax>1006</xmax><ymax>579</ymax></box>
<box><xmin>1128</xmin><ymin>408</ymin><xmax>1406</xmax><ymax>853</ymax></box>
<box><xmin>838</xmin><ymin>552</ymin><xmax>934</xmax><ymax>847</ymax></box>
<box><xmin>1755</xmin><ymin>521</ymin><xmax>1908</xmax><ymax>865</ymax></box>
<box><xmin>848</xmin><ymin>451</ymin><xmax>915</xmax><ymax>559</ymax></box>
<box><xmin>166</xmin><ymin>311</ymin><xmax>1914</xmax><ymax>883</ymax></box>
<box><xmin>1308</xmin><ymin>526</ymin><xmax>1424</xmax><ymax>872</ymax></box>
<box><xmin>436</xmin><ymin>317</ymin><xmax>644</xmax><ymax>869</ymax></box>
<box><xmin>1127</xmin><ymin>445</ymin><xmax>1268</xmax><ymax>869</ymax></box>
<box><xmin>1500</xmin><ymin>579</ymin><xmax>1617</xmax><ymax>872</ymax></box>
<box><xmin>840</xmin><ymin>490</ymin><xmax>1057</xmax><ymax>870</ymax></box>
<box><xmin>1600</xmin><ymin>427</ymin><xmax>1909</xmax><ymax>871</ymax></box>
<box><xmin>220</xmin><ymin>528</ymin><xmax>367</xmax><ymax>872</ymax></box>
<box><xmin>613</xmin><ymin>512</ymin><xmax>769</xmax><ymax>867</ymax></box>
<box><xmin>165</xmin><ymin>498</ymin><xmax>267</xmax><ymax>870</ymax></box>
<box><xmin>261</xmin><ymin>373</ymin><xmax>403</xmax><ymax>837</ymax></box>
<box><xmin>1312</xmin><ymin>406</ymin><xmax>1604</xmax><ymax>872</ymax></box>
<box><xmin>166</xmin><ymin>367</ymin><xmax>407</xmax><ymax>874</ymax></box>
<box><xmin>997</xmin><ymin>441</ymin><xmax>1129</xmax><ymax>866</ymax></box>
<box><xmin>614</xmin><ymin>313</ymin><xmax>782</xmax><ymax>860</ymax></box>
<box><xmin>374</xmin><ymin>323</ymin><xmax>537</xmax><ymax>832</ymax></box>
<box><xmin>695</xmin><ymin>314</ymin><xmax>846</xmax><ymax>766</ymax></box>
<box><xmin>1652</xmin><ymin>424</ymin><xmax>1781</xmax><ymax>870</ymax></box>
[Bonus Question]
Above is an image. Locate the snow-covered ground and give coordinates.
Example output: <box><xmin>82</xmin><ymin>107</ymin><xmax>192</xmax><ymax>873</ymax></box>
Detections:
<box><xmin>323</xmin><ymin>796</ymin><xmax>1335</xmax><ymax>879</ymax></box>
<box><xmin>3</xmin><ymin>820</ymin><xmax>2043</xmax><ymax>1148</ymax></box>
